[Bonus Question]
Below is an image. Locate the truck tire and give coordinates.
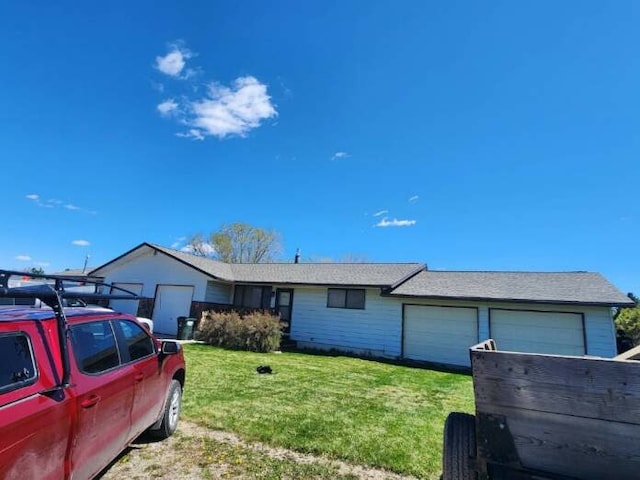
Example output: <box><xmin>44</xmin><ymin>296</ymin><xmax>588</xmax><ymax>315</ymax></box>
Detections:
<box><xmin>152</xmin><ymin>380</ymin><xmax>182</xmax><ymax>439</ymax></box>
<box><xmin>442</xmin><ymin>412</ymin><xmax>477</xmax><ymax>480</ymax></box>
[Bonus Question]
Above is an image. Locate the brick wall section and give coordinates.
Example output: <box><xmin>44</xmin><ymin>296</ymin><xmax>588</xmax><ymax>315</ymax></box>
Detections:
<box><xmin>136</xmin><ymin>298</ymin><xmax>154</xmax><ymax>318</ymax></box>
<box><xmin>133</xmin><ymin>298</ymin><xmax>276</xmax><ymax>323</ymax></box>
<box><xmin>189</xmin><ymin>301</ymin><xmax>235</xmax><ymax>319</ymax></box>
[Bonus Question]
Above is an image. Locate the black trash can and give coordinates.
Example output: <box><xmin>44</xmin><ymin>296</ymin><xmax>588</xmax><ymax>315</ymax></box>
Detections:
<box><xmin>177</xmin><ymin>316</ymin><xmax>196</xmax><ymax>340</ymax></box>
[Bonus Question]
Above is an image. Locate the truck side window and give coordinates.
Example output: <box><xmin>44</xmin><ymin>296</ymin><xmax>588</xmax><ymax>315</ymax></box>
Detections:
<box><xmin>71</xmin><ymin>322</ymin><xmax>120</xmax><ymax>374</ymax></box>
<box><xmin>0</xmin><ymin>333</ymin><xmax>37</xmax><ymax>392</ymax></box>
<box><xmin>117</xmin><ymin>320</ymin><xmax>155</xmax><ymax>361</ymax></box>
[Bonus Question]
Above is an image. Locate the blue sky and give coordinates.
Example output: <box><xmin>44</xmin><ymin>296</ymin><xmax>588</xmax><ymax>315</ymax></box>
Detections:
<box><xmin>2</xmin><ymin>1</ymin><xmax>639</xmax><ymax>295</ymax></box>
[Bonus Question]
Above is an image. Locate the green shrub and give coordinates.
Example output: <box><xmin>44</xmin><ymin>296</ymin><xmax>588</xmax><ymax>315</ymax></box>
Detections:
<box><xmin>196</xmin><ymin>310</ymin><xmax>282</xmax><ymax>352</ymax></box>
<box><xmin>616</xmin><ymin>307</ymin><xmax>640</xmax><ymax>347</ymax></box>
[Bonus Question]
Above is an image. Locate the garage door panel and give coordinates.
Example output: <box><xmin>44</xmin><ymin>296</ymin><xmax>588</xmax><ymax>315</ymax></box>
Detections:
<box><xmin>152</xmin><ymin>285</ymin><xmax>194</xmax><ymax>336</ymax></box>
<box><xmin>109</xmin><ymin>283</ymin><xmax>143</xmax><ymax>316</ymax></box>
<box><xmin>403</xmin><ymin>305</ymin><xmax>478</xmax><ymax>367</ymax></box>
<box><xmin>490</xmin><ymin>310</ymin><xmax>584</xmax><ymax>356</ymax></box>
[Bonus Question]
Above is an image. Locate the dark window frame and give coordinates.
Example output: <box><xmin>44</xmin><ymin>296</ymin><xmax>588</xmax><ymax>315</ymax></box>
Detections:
<box><xmin>0</xmin><ymin>332</ymin><xmax>38</xmax><ymax>394</ymax></box>
<box><xmin>327</xmin><ymin>288</ymin><xmax>366</xmax><ymax>310</ymax></box>
<box><xmin>233</xmin><ymin>285</ymin><xmax>272</xmax><ymax>309</ymax></box>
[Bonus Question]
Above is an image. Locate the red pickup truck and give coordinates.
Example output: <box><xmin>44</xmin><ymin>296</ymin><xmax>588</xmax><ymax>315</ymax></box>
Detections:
<box><xmin>0</xmin><ymin>271</ymin><xmax>186</xmax><ymax>479</ymax></box>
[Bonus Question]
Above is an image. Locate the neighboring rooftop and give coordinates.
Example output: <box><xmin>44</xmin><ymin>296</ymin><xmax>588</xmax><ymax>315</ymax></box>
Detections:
<box><xmin>52</xmin><ymin>268</ymin><xmax>102</xmax><ymax>278</ymax></box>
<box><xmin>388</xmin><ymin>270</ymin><xmax>635</xmax><ymax>306</ymax></box>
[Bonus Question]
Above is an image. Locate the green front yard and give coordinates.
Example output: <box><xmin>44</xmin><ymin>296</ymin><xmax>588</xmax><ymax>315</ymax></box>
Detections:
<box><xmin>181</xmin><ymin>344</ymin><xmax>474</xmax><ymax>479</ymax></box>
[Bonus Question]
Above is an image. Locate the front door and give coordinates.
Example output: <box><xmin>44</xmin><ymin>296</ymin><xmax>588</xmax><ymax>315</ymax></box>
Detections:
<box><xmin>275</xmin><ymin>289</ymin><xmax>294</xmax><ymax>336</ymax></box>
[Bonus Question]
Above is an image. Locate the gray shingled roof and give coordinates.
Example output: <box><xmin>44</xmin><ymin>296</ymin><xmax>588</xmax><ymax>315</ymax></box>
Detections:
<box><xmin>152</xmin><ymin>244</ymin><xmax>424</xmax><ymax>287</ymax></box>
<box><xmin>388</xmin><ymin>271</ymin><xmax>634</xmax><ymax>306</ymax></box>
<box><xmin>91</xmin><ymin>243</ymin><xmax>632</xmax><ymax>306</ymax></box>
<box><xmin>151</xmin><ymin>244</ymin><xmax>235</xmax><ymax>280</ymax></box>
<box><xmin>229</xmin><ymin>263</ymin><xmax>424</xmax><ymax>287</ymax></box>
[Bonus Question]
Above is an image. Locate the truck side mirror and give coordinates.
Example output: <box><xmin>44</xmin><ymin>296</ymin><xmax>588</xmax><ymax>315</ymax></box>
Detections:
<box><xmin>161</xmin><ymin>341</ymin><xmax>180</xmax><ymax>355</ymax></box>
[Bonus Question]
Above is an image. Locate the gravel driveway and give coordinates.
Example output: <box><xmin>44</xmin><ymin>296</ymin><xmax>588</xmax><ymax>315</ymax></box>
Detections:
<box><xmin>97</xmin><ymin>421</ymin><xmax>422</xmax><ymax>480</ymax></box>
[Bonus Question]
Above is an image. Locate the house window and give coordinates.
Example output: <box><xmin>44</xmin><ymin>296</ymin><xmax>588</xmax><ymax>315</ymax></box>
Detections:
<box><xmin>233</xmin><ymin>285</ymin><xmax>272</xmax><ymax>309</ymax></box>
<box><xmin>327</xmin><ymin>288</ymin><xmax>365</xmax><ymax>309</ymax></box>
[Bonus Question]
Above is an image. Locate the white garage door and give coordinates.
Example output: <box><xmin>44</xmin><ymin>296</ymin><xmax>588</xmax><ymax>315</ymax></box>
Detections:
<box><xmin>109</xmin><ymin>283</ymin><xmax>143</xmax><ymax>315</ymax></box>
<box><xmin>152</xmin><ymin>285</ymin><xmax>194</xmax><ymax>336</ymax></box>
<box><xmin>490</xmin><ymin>309</ymin><xmax>585</xmax><ymax>355</ymax></box>
<box><xmin>403</xmin><ymin>305</ymin><xmax>478</xmax><ymax>367</ymax></box>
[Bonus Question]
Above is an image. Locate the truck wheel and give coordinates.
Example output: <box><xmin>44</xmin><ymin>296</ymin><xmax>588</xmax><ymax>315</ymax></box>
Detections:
<box><xmin>442</xmin><ymin>412</ymin><xmax>477</xmax><ymax>480</ymax></box>
<box><xmin>152</xmin><ymin>380</ymin><xmax>182</xmax><ymax>439</ymax></box>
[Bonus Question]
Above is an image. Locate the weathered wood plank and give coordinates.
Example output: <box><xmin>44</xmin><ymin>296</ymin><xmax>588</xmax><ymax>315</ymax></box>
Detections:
<box><xmin>471</xmin><ymin>349</ymin><xmax>640</xmax><ymax>424</ymax></box>
<box><xmin>476</xmin><ymin>404</ymin><xmax>640</xmax><ymax>480</ymax></box>
<box><xmin>615</xmin><ymin>344</ymin><xmax>640</xmax><ymax>361</ymax></box>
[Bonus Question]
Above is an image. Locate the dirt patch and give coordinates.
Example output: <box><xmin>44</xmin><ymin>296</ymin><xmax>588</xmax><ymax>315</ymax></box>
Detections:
<box><xmin>98</xmin><ymin>421</ymin><xmax>421</xmax><ymax>480</ymax></box>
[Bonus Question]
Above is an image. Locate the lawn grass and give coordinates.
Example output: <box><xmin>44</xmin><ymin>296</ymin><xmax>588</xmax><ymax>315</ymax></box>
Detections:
<box><xmin>181</xmin><ymin>344</ymin><xmax>474</xmax><ymax>479</ymax></box>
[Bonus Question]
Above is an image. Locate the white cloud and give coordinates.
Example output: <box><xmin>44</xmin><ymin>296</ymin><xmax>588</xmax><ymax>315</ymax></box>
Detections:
<box><xmin>331</xmin><ymin>151</ymin><xmax>349</xmax><ymax>161</ymax></box>
<box><xmin>171</xmin><ymin>236</ymin><xmax>187</xmax><ymax>249</ymax></box>
<box><xmin>15</xmin><ymin>255</ymin><xmax>32</xmax><ymax>261</ymax></box>
<box><xmin>373</xmin><ymin>210</ymin><xmax>388</xmax><ymax>217</ymax></box>
<box><xmin>151</xmin><ymin>81</ymin><xmax>165</xmax><ymax>93</ymax></box>
<box><xmin>153</xmin><ymin>43</ymin><xmax>275</xmax><ymax>139</ymax></box>
<box><xmin>375</xmin><ymin>217</ymin><xmax>417</xmax><ymax>228</ymax></box>
<box><xmin>157</xmin><ymin>99</ymin><xmax>179</xmax><ymax>116</ymax></box>
<box><xmin>25</xmin><ymin>194</ymin><xmax>96</xmax><ymax>214</ymax></box>
<box><xmin>72</xmin><ymin>240</ymin><xmax>90</xmax><ymax>247</ymax></box>
<box><xmin>181</xmin><ymin>242</ymin><xmax>216</xmax><ymax>256</ymax></box>
<box><xmin>176</xmin><ymin>129</ymin><xmax>205</xmax><ymax>141</ymax></box>
<box><xmin>187</xmin><ymin>77</ymin><xmax>277</xmax><ymax>138</ymax></box>
<box><xmin>155</xmin><ymin>45</ymin><xmax>193</xmax><ymax>77</ymax></box>
<box><xmin>408</xmin><ymin>195</ymin><xmax>419</xmax><ymax>203</ymax></box>
<box><xmin>35</xmin><ymin>261</ymin><xmax>50</xmax><ymax>267</ymax></box>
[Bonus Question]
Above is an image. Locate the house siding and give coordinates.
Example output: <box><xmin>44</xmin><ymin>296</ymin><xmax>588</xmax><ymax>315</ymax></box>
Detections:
<box><xmin>98</xmin><ymin>250</ymin><xmax>213</xmax><ymax>301</ymax></box>
<box><xmin>289</xmin><ymin>289</ymin><xmax>618</xmax><ymax>362</ymax></box>
<box><xmin>92</xmin><ymin>245</ymin><xmax>619</xmax><ymax>363</ymax></box>
<box><xmin>393</xmin><ymin>298</ymin><xmax>615</xmax><ymax>355</ymax></box>
<box><xmin>583</xmin><ymin>306</ymin><xmax>617</xmax><ymax>357</ymax></box>
<box><xmin>290</xmin><ymin>287</ymin><xmax>402</xmax><ymax>358</ymax></box>
<box><xmin>399</xmin><ymin>296</ymin><xmax>618</xmax><ymax>362</ymax></box>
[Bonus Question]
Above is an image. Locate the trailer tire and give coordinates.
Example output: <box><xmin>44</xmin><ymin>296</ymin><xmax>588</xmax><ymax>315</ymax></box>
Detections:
<box><xmin>442</xmin><ymin>412</ymin><xmax>477</xmax><ymax>480</ymax></box>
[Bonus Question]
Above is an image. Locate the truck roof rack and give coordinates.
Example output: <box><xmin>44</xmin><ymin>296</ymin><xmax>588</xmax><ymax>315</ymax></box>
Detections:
<box><xmin>0</xmin><ymin>269</ymin><xmax>140</xmax><ymax>302</ymax></box>
<box><xmin>0</xmin><ymin>269</ymin><xmax>141</xmax><ymax>389</ymax></box>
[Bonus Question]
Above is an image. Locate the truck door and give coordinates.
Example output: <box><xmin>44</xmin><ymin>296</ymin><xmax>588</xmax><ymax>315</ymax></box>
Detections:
<box><xmin>113</xmin><ymin>318</ymin><xmax>165</xmax><ymax>437</ymax></box>
<box><xmin>68</xmin><ymin>320</ymin><xmax>134</xmax><ymax>479</ymax></box>
<box><xmin>0</xmin><ymin>329</ymin><xmax>71</xmax><ymax>480</ymax></box>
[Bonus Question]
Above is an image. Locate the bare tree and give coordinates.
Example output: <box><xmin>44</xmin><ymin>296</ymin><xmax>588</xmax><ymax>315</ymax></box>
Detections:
<box><xmin>210</xmin><ymin>223</ymin><xmax>281</xmax><ymax>263</ymax></box>
<box><xmin>184</xmin><ymin>233</ymin><xmax>217</xmax><ymax>257</ymax></box>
